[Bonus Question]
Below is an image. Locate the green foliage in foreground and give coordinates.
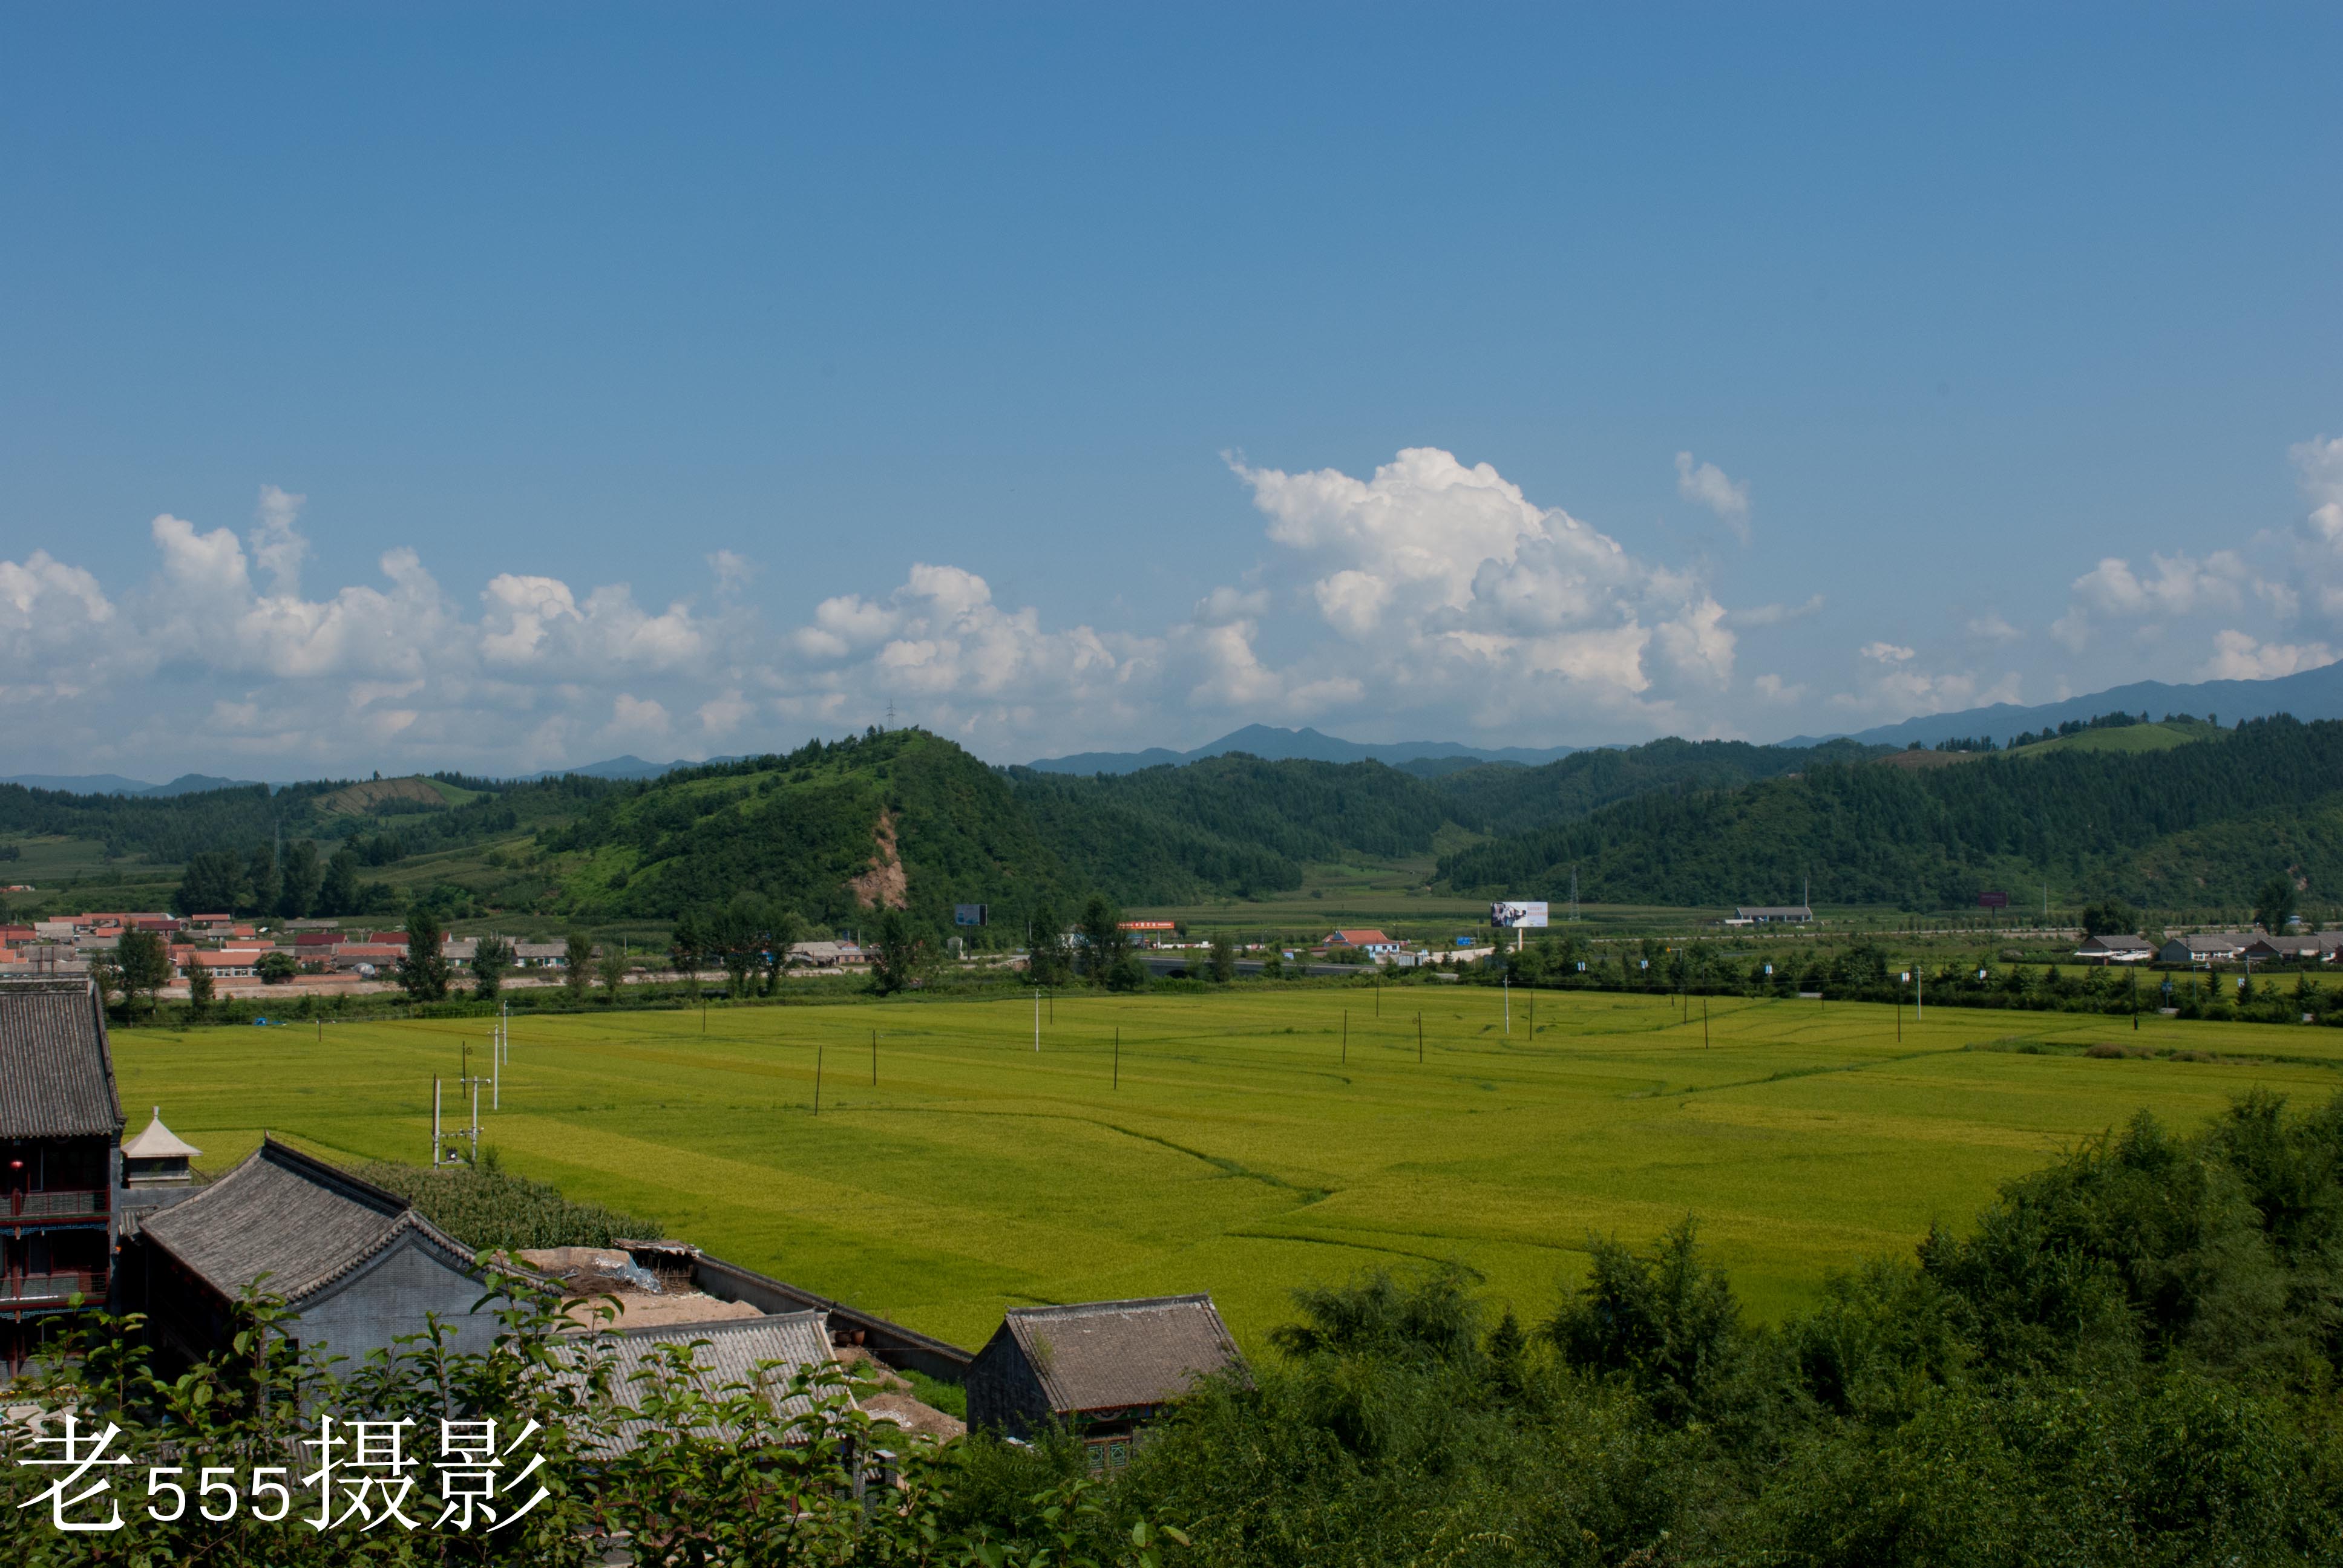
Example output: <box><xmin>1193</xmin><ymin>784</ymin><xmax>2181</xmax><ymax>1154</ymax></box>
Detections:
<box><xmin>356</xmin><ymin>1156</ymin><xmax>660</xmax><ymax>1251</ymax></box>
<box><xmin>14</xmin><ymin>1090</ymin><xmax>2343</xmax><ymax>1564</ymax></box>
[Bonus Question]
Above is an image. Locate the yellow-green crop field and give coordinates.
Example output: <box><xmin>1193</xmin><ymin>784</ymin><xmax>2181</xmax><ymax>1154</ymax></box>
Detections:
<box><xmin>110</xmin><ymin>988</ymin><xmax>2343</xmax><ymax>1353</ymax></box>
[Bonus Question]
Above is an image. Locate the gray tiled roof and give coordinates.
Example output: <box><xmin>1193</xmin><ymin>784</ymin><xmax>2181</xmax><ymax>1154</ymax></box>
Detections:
<box><xmin>1003</xmin><ymin>1294</ymin><xmax>1244</xmax><ymax>1416</ymax></box>
<box><xmin>0</xmin><ymin>979</ymin><xmax>123</xmax><ymax>1138</ymax></box>
<box><xmin>137</xmin><ymin>1138</ymin><xmax>476</xmax><ymax>1305</ymax></box>
<box><xmin>568</xmin><ymin>1311</ymin><xmax>845</xmax><ymax>1454</ymax></box>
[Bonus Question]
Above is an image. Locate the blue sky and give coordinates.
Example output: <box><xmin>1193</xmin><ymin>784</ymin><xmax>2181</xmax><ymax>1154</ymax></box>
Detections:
<box><xmin>5</xmin><ymin>4</ymin><xmax>2341</xmax><ymax>777</ymax></box>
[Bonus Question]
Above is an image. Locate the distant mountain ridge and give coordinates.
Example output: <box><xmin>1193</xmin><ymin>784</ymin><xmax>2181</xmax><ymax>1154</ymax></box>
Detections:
<box><xmin>1027</xmin><ymin>724</ymin><xmax>1588</xmax><ymax>774</ymax></box>
<box><xmin>1</xmin><ymin>772</ymin><xmax>267</xmax><ymax>797</ymax></box>
<box><xmin>1778</xmin><ymin>659</ymin><xmax>2343</xmax><ymax>750</ymax></box>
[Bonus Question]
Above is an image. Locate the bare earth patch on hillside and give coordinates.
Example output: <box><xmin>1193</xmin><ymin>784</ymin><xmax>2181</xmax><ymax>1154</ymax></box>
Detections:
<box><xmin>316</xmin><ymin>776</ymin><xmax>448</xmax><ymax>814</ymax></box>
<box><xmin>850</xmin><ymin>809</ymin><xmax>909</xmax><ymax>909</ymax></box>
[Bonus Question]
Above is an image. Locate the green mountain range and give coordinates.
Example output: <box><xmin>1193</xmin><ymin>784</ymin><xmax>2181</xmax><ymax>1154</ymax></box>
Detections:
<box><xmin>1</xmin><ymin>713</ymin><xmax>2332</xmax><ymax>927</ymax></box>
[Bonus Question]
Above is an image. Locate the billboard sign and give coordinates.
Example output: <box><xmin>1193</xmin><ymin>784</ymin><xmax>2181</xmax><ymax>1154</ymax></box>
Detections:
<box><xmin>1977</xmin><ymin>891</ymin><xmax>2010</xmax><ymax>909</ymax></box>
<box><xmin>1490</xmin><ymin>901</ymin><xmax>1550</xmax><ymax>929</ymax></box>
<box><xmin>953</xmin><ymin>904</ymin><xmax>988</xmax><ymax>926</ymax></box>
<box><xmin>1117</xmin><ymin>920</ymin><xmax>1176</xmax><ymax>932</ymax></box>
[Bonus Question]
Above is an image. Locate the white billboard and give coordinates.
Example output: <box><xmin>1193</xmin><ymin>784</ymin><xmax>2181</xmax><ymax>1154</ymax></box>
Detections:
<box><xmin>1490</xmin><ymin>900</ymin><xmax>1550</xmax><ymax>929</ymax></box>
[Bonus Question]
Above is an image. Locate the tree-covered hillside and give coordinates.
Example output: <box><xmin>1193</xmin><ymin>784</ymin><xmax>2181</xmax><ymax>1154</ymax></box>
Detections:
<box><xmin>1429</xmin><ymin>736</ymin><xmax>1885</xmax><ymax>837</ymax></box>
<box><xmin>1438</xmin><ymin>714</ymin><xmax>2343</xmax><ymax>910</ymax></box>
<box><xmin>543</xmin><ymin>728</ymin><xmax>1073</xmax><ymax>932</ymax></box>
<box><xmin>1006</xmin><ymin>754</ymin><xmax>1454</xmax><ymax>904</ymax></box>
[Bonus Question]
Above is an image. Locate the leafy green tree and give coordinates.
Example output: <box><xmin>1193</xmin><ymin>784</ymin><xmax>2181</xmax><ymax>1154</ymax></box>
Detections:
<box><xmin>2081</xmin><ymin>897</ymin><xmax>2142</xmax><ymax>936</ymax></box>
<box><xmin>395</xmin><ymin>905</ymin><xmax>452</xmax><ymax>1001</ymax></box>
<box><xmin>114</xmin><ymin>929</ymin><xmax>173</xmax><ymax>1016</ymax></box>
<box><xmin>870</xmin><ymin>907</ymin><xmax>929</xmax><ymax>995</ymax></box>
<box><xmin>185</xmin><ymin>959</ymin><xmax>215</xmax><ymax>1014</ymax></box>
<box><xmin>709</xmin><ymin>896</ymin><xmax>769</xmax><ymax>997</ymax></box>
<box><xmin>596</xmin><ymin>948</ymin><xmax>630</xmax><ymax>1002</ymax></box>
<box><xmin>256</xmin><ymin>950</ymin><xmax>297</xmax><ymax>985</ymax></box>
<box><xmin>759</xmin><ymin>907</ymin><xmax>807</xmax><ymax>994</ymax></box>
<box><xmin>563</xmin><ymin>930</ymin><xmax>594</xmax><ymax>999</ymax></box>
<box><xmin>87</xmin><ymin>947</ymin><xmax>121</xmax><ymax>1013</ymax></box>
<box><xmin>1548</xmin><ymin>1217</ymin><xmax>1741</xmax><ymax>1427</ymax></box>
<box><xmin>172</xmin><ymin>848</ymin><xmax>246</xmax><ymax>916</ymax></box>
<box><xmin>670</xmin><ymin>909</ymin><xmax>709</xmax><ymax>984</ymax></box>
<box><xmin>277</xmin><ymin>838</ymin><xmax>323</xmax><ymax>918</ymax></box>
<box><xmin>1207</xmin><ymin>933</ymin><xmax>1237</xmax><ymax>982</ymax></box>
<box><xmin>471</xmin><ymin>933</ymin><xmax>514</xmax><ymax>999</ymax></box>
<box><xmin>317</xmin><ymin>845</ymin><xmax>362</xmax><ymax>915</ymax></box>
<box><xmin>2255</xmin><ymin>875</ymin><xmax>2299</xmax><ymax>932</ymax></box>
<box><xmin>242</xmin><ymin>843</ymin><xmax>280</xmax><ymax>918</ymax></box>
<box><xmin>1106</xmin><ymin>950</ymin><xmax>1149</xmax><ymax>992</ymax></box>
<box><xmin>1026</xmin><ymin>899</ymin><xmax>1074</xmax><ymax>985</ymax></box>
<box><xmin>1078</xmin><ymin>894</ymin><xmax>1129</xmax><ymax>985</ymax></box>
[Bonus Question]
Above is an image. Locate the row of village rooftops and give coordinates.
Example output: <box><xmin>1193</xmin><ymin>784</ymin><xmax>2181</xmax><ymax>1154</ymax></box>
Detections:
<box><xmin>1</xmin><ymin>911</ymin><xmax>870</xmax><ymax>983</ymax></box>
<box><xmin>2071</xmin><ymin>927</ymin><xmax>2343</xmax><ymax>965</ymax></box>
<box><xmin>0</xmin><ymin>975</ymin><xmax>1240</xmax><ymax>1463</ymax></box>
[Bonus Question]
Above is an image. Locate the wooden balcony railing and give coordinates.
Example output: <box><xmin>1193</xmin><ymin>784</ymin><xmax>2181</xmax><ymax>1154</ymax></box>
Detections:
<box><xmin>0</xmin><ymin>1270</ymin><xmax>106</xmax><ymax>1305</ymax></box>
<box><xmin>5</xmin><ymin>1189</ymin><xmax>108</xmax><ymax>1221</ymax></box>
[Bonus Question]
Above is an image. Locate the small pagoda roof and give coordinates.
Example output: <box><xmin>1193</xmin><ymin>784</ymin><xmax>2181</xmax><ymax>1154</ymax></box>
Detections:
<box><xmin>122</xmin><ymin>1106</ymin><xmax>203</xmax><ymax>1160</ymax></box>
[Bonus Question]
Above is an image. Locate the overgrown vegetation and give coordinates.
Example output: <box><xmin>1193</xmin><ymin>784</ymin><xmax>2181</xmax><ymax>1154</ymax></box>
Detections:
<box><xmin>356</xmin><ymin>1155</ymin><xmax>660</xmax><ymax>1250</ymax></box>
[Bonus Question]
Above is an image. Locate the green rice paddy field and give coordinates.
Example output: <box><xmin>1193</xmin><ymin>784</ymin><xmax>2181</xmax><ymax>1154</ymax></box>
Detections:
<box><xmin>109</xmin><ymin>988</ymin><xmax>2343</xmax><ymax>1353</ymax></box>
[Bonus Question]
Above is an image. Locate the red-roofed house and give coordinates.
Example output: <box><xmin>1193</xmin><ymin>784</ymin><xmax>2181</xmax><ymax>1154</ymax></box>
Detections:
<box><xmin>1325</xmin><ymin>929</ymin><xmax>1401</xmax><ymax>956</ymax></box>
<box><xmin>182</xmin><ymin>952</ymin><xmax>260</xmax><ymax>979</ymax></box>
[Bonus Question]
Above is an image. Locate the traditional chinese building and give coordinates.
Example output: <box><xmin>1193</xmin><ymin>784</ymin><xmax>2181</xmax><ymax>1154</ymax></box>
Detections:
<box><xmin>122</xmin><ymin>1137</ymin><xmax>496</xmax><ymax>1368</ymax></box>
<box><xmin>0</xmin><ymin>976</ymin><xmax>124</xmax><ymax>1374</ymax></box>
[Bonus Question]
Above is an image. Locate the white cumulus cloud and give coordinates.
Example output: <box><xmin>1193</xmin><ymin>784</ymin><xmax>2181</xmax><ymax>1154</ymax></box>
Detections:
<box><xmin>1674</xmin><ymin>451</ymin><xmax>1752</xmax><ymax>542</ymax></box>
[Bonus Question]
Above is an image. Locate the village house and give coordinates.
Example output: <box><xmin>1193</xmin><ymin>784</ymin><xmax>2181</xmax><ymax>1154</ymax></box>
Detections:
<box><xmin>2242</xmin><ymin>931</ymin><xmax>2343</xmax><ymax>964</ymax></box>
<box><xmin>2074</xmin><ymin>933</ymin><xmax>2157</xmax><ymax>964</ymax></box>
<box><xmin>123</xmin><ymin>1138</ymin><xmax>496</xmax><ymax>1368</ymax></box>
<box><xmin>0</xmin><ymin>977</ymin><xmax>123</xmax><ymax>1374</ymax></box>
<box><xmin>967</xmin><ymin>1293</ymin><xmax>1245</xmax><ymax>1468</ymax></box>
<box><xmin>2156</xmin><ymin>931</ymin><xmax>2257</xmax><ymax>966</ymax></box>
<box><xmin>1324</xmin><ymin>928</ymin><xmax>1402</xmax><ymax>956</ymax></box>
<box><xmin>1733</xmin><ymin>904</ymin><xmax>1814</xmax><ymax>924</ymax></box>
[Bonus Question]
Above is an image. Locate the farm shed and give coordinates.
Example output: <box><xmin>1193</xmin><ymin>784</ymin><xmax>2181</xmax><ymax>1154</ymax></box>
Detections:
<box><xmin>967</xmin><ymin>1293</ymin><xmax>1244</xmax><ymax>1465</ymax></box>
<box><xmin>125</xmin><ymin>1138</ymin><xmax>497</xmax><ymax>1369</ymax></box>
<box><xmin>1734</xmin><ymin>905</ymin><xmax>1812</xmax><ymax>923</ymax></box>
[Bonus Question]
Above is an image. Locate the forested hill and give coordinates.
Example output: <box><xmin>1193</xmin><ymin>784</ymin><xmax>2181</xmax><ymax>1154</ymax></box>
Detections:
<box><xmin>542</xmin><ymin>730</ymin><xmax>1072</xmax><ymax>928</ymax></box>
<box><xmin>0</xmin><ymin>770</ymin><xmax>616</xmax><ymax>865</ymax></box>
<box><xmin>1438</xmin><ymin>714</ymin><xmax>2343</xmax><ymax>911</ymax></box>
<box><xmin>1004</xmin><ymin>754</ymin><xmax>1454</xmax><ymax>904</ymax></box>
<box><xmin>1429</xmin><ymin>736</ymin><xmax>1884</xmax><ymax>837</ymax></box>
